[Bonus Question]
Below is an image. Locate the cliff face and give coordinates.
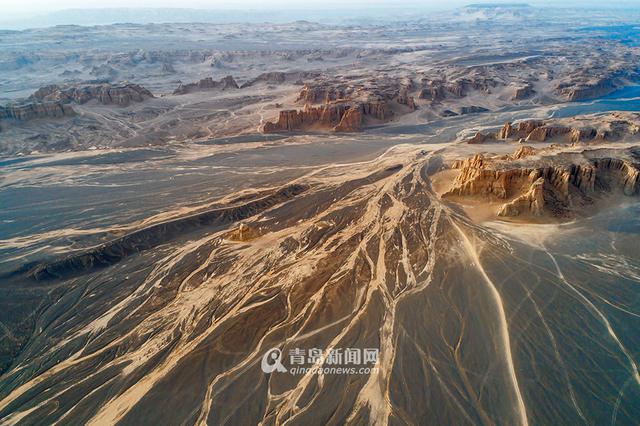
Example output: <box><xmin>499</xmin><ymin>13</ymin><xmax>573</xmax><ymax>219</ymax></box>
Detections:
<box><xmin>296</xmin><ymin>84</ymin><xmax>350</xmax><ymax>104</ymax></box>
<box><xmin>240</xmin><ymin>71</ymin><xmax>321</xmax><ymax>88</ymax></box>
<box><xmin>418</xmin><ymin>80</ymin><xmax>446</xmax><ymax>101</ymax></box>
<box><xmin>262</xmin><ymin>101</ymin><xmax>391</xmax><ymax>133</ymax></box>
<box><xmin>31</xmin><ymin>83</ymin><xmax>154</xmax><ymax>106</ymax></box>
<box><xmin>173</xmin><ymin>75</ymin><xmax>238</xmax><ymax>95</ymax></box>
<box><xmin>557</xmin><ymin>78</ymin><xmax>616</xmax><ymax>101</ymax></box>
<box><xmin>443</xmin><ymin>149</ymin><xmax>640</xmax><ymax>219</ymax></box>
<box><xmin>396</xmin><ymin>89</ymin><xmax>417</xmax><ymax>110</ymax></box>
<box><xmin>0</xmin><ymin>102</ymin><xmax>75</xmax><ymax>121</ymax></box>
<box><xmin>511</xmin><ymin>84</ymin><xmax>535</xmax><ymax>100</ymax></box>
<box><xmin>333</xmin><ymin>107</ymin><xmax>363</xmax><ymax>132</ymax></box>
<box><xmin>474</xmin><ymin>117</ymin><xmax>640</xmax><ymax>144</ymax></box>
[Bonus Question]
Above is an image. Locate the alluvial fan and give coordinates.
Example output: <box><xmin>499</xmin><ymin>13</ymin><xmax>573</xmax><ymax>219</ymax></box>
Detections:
<box><xmin>0</xmin><ymin>149</ymin><xmax>638</xmax><ymax>425</ymax></box>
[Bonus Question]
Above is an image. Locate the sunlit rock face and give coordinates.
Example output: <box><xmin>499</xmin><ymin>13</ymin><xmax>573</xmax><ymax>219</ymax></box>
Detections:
<box><xmin>445</xmin><ymin>148</ymin><xmax>640</xmax><ymax>219</ymax></box>
<box><xmin>262</xmin><ymin>102</ymin><xmax>391</xmax><ymax>133</ymax></box>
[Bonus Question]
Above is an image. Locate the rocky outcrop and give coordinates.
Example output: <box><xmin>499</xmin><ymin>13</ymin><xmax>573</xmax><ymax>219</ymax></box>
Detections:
<box><xmin>477</xmin><ymin>120</ymin><xmax>605</xmax><ymax>144</ymax></box>
<box><xmin>396</xmin><ymin>90</ymin><xmax>417</xmax><ymax>110</ymax></box>
<box><xmin>511</xmin><ymin>146</ymin><xmax>537</xmax><ymax>160</ymax></box>
<box><xmin>333</xmin><ymin>108</ymin><xmax>363</xmax><ymax>132</ymax></box>
<box><xmin>0</xmin><ymin>102</ymin><xmax>75</xmax><ymax>121</ymax></box>
<box><xmin>525</xmin><ymin>125</ymin><xmax>571</xmax><ymax>142</ymax></box>
<box><xmin>31</xmin><ymin>83</ymin><xmax>153</xmax><ymax>106</ymax></box>
<box><xmin>173</xmin><ymin>75</ymin><xmax>238</xmax><ymax>95</ymax></box>
<box><xmin>226</xmin><ymin>223</ymin><xmax>262</xmax><ymax>241</ymax></box>
<box><xmin>459</xmin><ymin>106</ymin><xmax>489</xmax><ymax>115</ymax></box>
<box><xmin>468</xmin><ymin>131</ymin><xmax>495</xmax><ymax>144</ymax></box>
<box><xmin>360</xmin><ymin>102</ymin><xmax>391</xmax><ymax>120</ymax></box>
<box><xmin>16</xmin><ymin>183</ymin><xmax>309</xmax><ymax>281</ymax></box>
<box><xmin>263</xmin><ymin>101</ymin><xmax>391</xmax><ymax>133</ymax></box>
<box><xmin>296</xmin><ymin>84</ymin><xmax>350</xmax><ymax>104</ymax></box>
<box><xmin>497</xmin><ymin>122</ymin><xmax>514</xmax><ymax>139</ymax></box>
<box><xmin>511</xmin><ymin>84</ymin><xmax>535</xmax><ymax>100</ymax></box>
<box><xmin>418</xmin><ymin>76</ymin><xmax>498</xmax><ymax>102</ymax></box>
<box><xmin>418</xmin><ymin>80</ymin><xmax>446</xmax><ymax>102</ymax></box>
<box><xmin>446</xmin><ymin>77</ymin><xmax>498</xmax><ymax>97</ymax></box>
<box><xmin>444</xmin><ymin>149</ymin><xmax>640</xmax><ymax>219</ymax></box>
<box><xmin>498</xmin><ymin>177</ymin><xmax>545</xmax><ymax>217</ymax></box>
<box><xmin>241</xmin><ymin>71</ymin><xmax>320</xmax><ymax>88</ymax></box>
<box><xmin>557</xmin><ymin>78</ymin><xmax>616</xmax><ymax>101</ymax></box>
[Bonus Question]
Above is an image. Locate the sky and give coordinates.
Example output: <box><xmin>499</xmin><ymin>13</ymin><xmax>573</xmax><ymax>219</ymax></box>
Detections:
<box><xmin>2</xmin><ymin>0</ymin><xmax>640</xmax><ymax>20</ymax></box>
<box><xmin>6</xmin><ymin>0</ymin><xmax>637</xmax><ymax>14</ymax></box>
<box><xmin>4</xmin><ymin>0</ymin><xmax>445</xmax><ymax>14</ymax></box>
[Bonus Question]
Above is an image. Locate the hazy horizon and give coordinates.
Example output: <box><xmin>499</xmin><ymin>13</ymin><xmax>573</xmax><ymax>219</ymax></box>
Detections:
<box><xmin>2</xmin><ymin>1</ymin><xmax>640</xmax><ymax>31</ymax></box>
<box><xmin>6</xmin><ymin>0</ymin><xmax>640</xmax><ymax>14</ymax></box>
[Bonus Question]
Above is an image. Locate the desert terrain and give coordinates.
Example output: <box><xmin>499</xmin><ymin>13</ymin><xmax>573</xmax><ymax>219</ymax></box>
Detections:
<box><xmin>1</xmin><ymin>4</ymin><xmax>639</xmax><ymax>425</ymax></box>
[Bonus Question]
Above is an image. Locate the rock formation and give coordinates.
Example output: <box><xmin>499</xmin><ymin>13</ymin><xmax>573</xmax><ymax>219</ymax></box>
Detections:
<box><xmin>30</xmin><ymin>83</ymin><xmax>153</xmax><ymax>106</ymax></box>
<box><xmin>0</xmin><ymin>102</ymin><xmax>75</xmax><ymax>121</ymax></box>
<box><xmin>263</xmin><ymin>101</ymin><xmax>391</xmax><ymax>133</ymax></box>
<box><xmin>471</xmin><ymin>115</ymin><xmax>640</xmax><ymax>145</ymax></box>
<box><xmin>296</xmin><ymin>84</ymin><xmax>351</xmax><ymax>104</ymax></box>
<box><xmin>333</xmin><ymin>107</ymin><xmax>363</xmax><ymax>132</ymax></box>
<box><xmin>173</xmin><ymin>75</ymin><xmax>238</xmax><ymax>95</ymax></box>
<box><xmin>444</xmin><ymin>148</ymin><xmax>640</xmax><ymax>219</ymax></box>
<box><xmin>511</xmin><ymin>84</ymin><xmax>535</xmax><ymax>100</ymax></box>
<box><xmin>396</xmin><ymin>89</ymin><xmax>417</xmax><ymax>110</ymax></box>
<box><xmin>467</xmin><ymin>131</ymin><xmax>495</xmax><ymax>144</ymax></box>
<box><xmin>557</xmin><ymin>78</ymin><xmax>616</xmax><ymax>101</ymax></box>
<box><xmin>459</xmin><ymin>106</ymin><xmax>489</xmax><ymax>115</ymax></box>
<box><xmin>241</xmin><ymin>71</ymin><xmax>320</xmax><ymax>88</ymax></box>
<box><xmin>418</xmin><ymin>79</ymin><xmax>446</xmax><ymax>101</ymax></box>
<box><xmin>497</xmin><ymin>122</ymin><xmax>514</xmax><ymax>139</ymax></box>
<box><xmin>511</xmin><ymin>145</ymin><xmax>537</xmax><ymax>159</ymax></box>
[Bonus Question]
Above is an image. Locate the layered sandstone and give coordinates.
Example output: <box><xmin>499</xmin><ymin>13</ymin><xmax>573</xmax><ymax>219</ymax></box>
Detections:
<box><xmin>262</xmin><ymin>101</ymin><xmax>391</xmax><ymax>133</ymax></box>
<box><xmin>511</xmin><ymin>84</ymin><xmax>535</xmax><ymax>100</ymax></box>
<box><xmin>30</xmin><ymin>83</ymin><xmax>154</xmax><ymax>106</ymax></box>
<box><xmin>557</xmin><ymin>78</ymin><xmax>616</xmax><ymax>101</ymax></box>
<box><xmin>333</xmin><ymin>108</ymin><xmax>362</xmax><ymax>132</ymax></box>
<box><xmin>241</xmin><ymin>71</ymin><xmax>320</xmax><ymax>88</ymax></box>
<box><xmin>296</xmin><ymin>84</ymin><xmax>351</xmax><ymax>104</ymax></box>
<box><xmin>396</xmin><ymin>90</ymin><xmax>417</xmax><ymax>110</ymax></box>
<box><xmin>0</xmin><ymin>102</ymin><xmax>75</xmax><ymax>121</ymax></box>
<box><xmin>472</xmin><ymin>115</ymin><xmax>640</xmax><ymax>144</ymax></box>
<box><xmin>443</xmin><ymin>148</ymin><xmax>640</xmax><ymax>219</ymax></box>
<box><xmin>173</xmin><ymin>75</ymin><xmax>238</xmax><ymax>95</ymax></box>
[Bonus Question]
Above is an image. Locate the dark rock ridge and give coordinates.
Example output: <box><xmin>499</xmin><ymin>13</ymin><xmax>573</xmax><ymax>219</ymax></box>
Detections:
<box><xmin>173</xmin><ymin>75</ymin><xmax>239</xmax><ymax>95</ymax></box>
<box><xmin>0</xmin><ymin>102</ymin><xmax>75</xmax><ymax>121</ymax></box>
<box><xmin>459</xmin><ymin>105</ymin><xmax>489</xmax><ymax>115</ymax></box>
<box><xmin>10</xmin><ymin>184</ymin><xmax>308</xmax><ymax>282</ymax></box>
<box><xmin>444</xmin><ymin>148</ymin><xmax>640</xmax><ymax>218</ymax></box>
<box><xmin>30</xmin><ymin>82</ymin><xmax>154</xmax><ymax>106</ymax></box>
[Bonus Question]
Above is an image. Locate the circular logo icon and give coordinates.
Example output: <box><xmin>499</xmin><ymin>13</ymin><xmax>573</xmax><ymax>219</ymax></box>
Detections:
<box><xmin>261</xmin><ymin>347</ymin><xmax>287</xmax><ymax>373</ymax></box>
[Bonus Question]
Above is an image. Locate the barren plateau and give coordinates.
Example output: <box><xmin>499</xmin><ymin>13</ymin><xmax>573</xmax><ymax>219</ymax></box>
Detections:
<box><xmin>1</xmin><ymin>4</ymin><xmax>639</xmax><ymax>425</ymax></box>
